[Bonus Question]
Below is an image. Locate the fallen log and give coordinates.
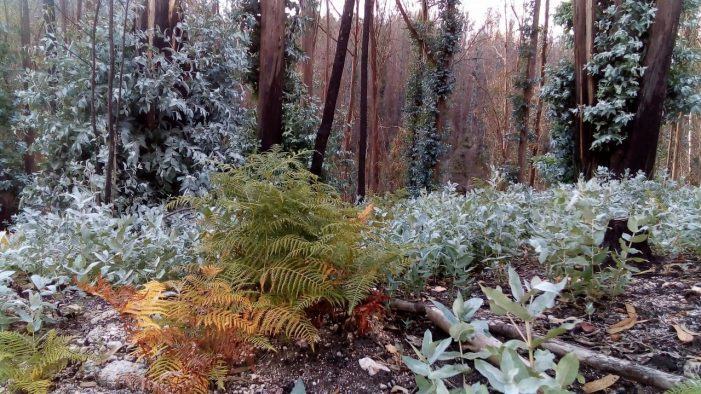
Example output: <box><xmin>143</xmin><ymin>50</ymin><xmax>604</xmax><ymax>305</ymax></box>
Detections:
<box><xmin>390</xmin><ymin>299</ymin><xmax>685</xmax><ymax>391</ymax></box>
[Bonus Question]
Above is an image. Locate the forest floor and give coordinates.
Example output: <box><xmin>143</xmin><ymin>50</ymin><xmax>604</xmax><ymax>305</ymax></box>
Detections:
<box><xmin>48</xmin><ymin>257</ymin><xmax>701</xmax><ymax>394</ymax></box>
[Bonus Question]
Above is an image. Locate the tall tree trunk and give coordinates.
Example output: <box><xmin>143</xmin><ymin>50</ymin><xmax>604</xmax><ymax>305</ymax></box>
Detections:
<box><xmin>609</xmin><ymin>1</ymin><xmax>683</xmax><ymax>177</ymax></box>
<box><xmin>357</xmin><ymin>0</ymin><xmax>372</xmax><ymax>200</ymax></box>
<box><xmin>342</xmin><ymin>0</ymin><xmax>359</xmax><ymax>154</ymax></box>
<box><xmin>573</xmin><ymin>0</ymin><xmax>597</xmax><ymax>177</ymax></box>
<box><xmin>369</xmin><ymin>7</ymin><xmax>380</xmax><ymax>193</ymax></box>
<box><xmin>323</xmin><ymin>0</ymin><xmax>330</xmax><ymax>102</ymax></box>
<box><xmin>299</xmin><ymin>0</ymin><xmax>317</xmax><ymax>98</ymax></box>
<box><xmin>529</xmin><ymin>0</ymin><xmax>550</xmax><ymax>186</ymax></box>
<box><xmin>90</xmin><ymin>0</ymin><xmax>101</xmax><ymax>169</ymax></box>
<box><xmin>258</xmin><ymin>0</ymin><xmax>286</xmax><ymax>151</ymax></box>
<box><xmin>516</xmin><ymin>0</ymin><xmax>541</xmax><ymax>183</ymax></box>
<box><xmin>310</xmin><ymin>0</ymin><xmax>355</xmax><ymax>177</ymax></box>
<box><xmin>76</xmin><ymin>0</ymin><xmax>82</xmax><ymax>22</ymax></box>
<box><xmin>104</xmin><ymin>0</ymin><xmax>116</xmax><ymax>204</ymax></box>
<box><xmin>20</xmin><ymin>0</ymin><xmax>35</xmax><ymax>174</ymax></box>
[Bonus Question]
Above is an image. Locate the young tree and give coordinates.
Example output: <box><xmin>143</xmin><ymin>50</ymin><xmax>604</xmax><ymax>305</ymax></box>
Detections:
<box><xmin>258</xmin><ymin>0</ymin><xmax>286</xmax><ymax>151</ymax></box>
<box><xmin>310</xmin><ymin>0</ymin><xmax>355</xmax><ymax>177</ymax></box>
<box><xmin>357</xmin><ymin>0</ymin><xmax>373</xmax><ymax>200</ymax></box>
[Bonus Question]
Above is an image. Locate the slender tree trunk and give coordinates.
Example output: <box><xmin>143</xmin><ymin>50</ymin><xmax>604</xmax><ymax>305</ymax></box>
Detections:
<box><xmin>3</xmin><ymin>0</ymin><xmax>9</xmax><ymax>43</ymax></box>
<box><xmin>529</xmin><ymin>0</ymin><xmax>550</xmax><ymax>186</ymax></box>
<box><xmin>609</xmin><ymin>1</ymin><xmax>683</xmax><ymax>177</ymax></box>
<box><xmin>357</xmin><ymin>0</ymin><xmax>372</xmax><ymax>200</ymax></box>
<box><xmin>258</xmin><ymin>0</ymin><xmax>286</xmax><ymax>151</ymax></box>
<box><xmin>516</xmin><ymin>0</ymin><xmax>541</xmax><ymax>183</ymax></box>
<box><xmin>573</xmin><ymin>0</ymin><xmax>597</xmax><ymax>177</ymax></box>
<box><xmin>666</xmin><ymin>122</ymin><xmax>675</xmax><ymax>175</ymax></box>
<box><xmin>20</xmin><ymin>0</ymin><xmax>35</xmax><ymax>174</ymax></box>
<box><xmin>502</xmin><ymin>16</ymin><xmax>513</xmax><ymax>165</ymax></box>
<box><xmin>60</xmin><ymin>0</ymin><xmax>67</xmax><ymax>38</ymax></box>
<box><xmin>300</xmin><ymin>0</ymin><xmax>317</xmax><ymax>98</ymax></box>
<box><xmin>672</xmin><ymin>117</ymin><xmax>683</xmax><ymax>180</ymax></box>
<box><xmin>76</xmin><ymin>0</ymin><xmax>82</xmax><ymax>22</ymax></box>
<box><xmin>342</xmin><ymin>0</ymin><xmax>359</xmax><ymax>153</ymax></box>
<box><xmin>104</xmin><ymin>0</ymin><xmax>116</xmax><ymax>204</ymax></box>
<box><xmin>310</xmin><ymin>0</ymin><xmax>355</xmax><ymax>177</ymax></box>
<box><xmin>90</xmin><ymin>0</ymin><xmax>100</xmax><ymax>162</ymax></box>
<box><xmin>369</xmin><ymin>8</ymin><xmax>380</xmax><ymax>193</ymax></box>
<box><xmin>323</xmin><ymin>0</ymin><xmax>330</xmax><ymax>102</ymax></box>
<box><xmin>44</xmin><ymin>0</ymin><xmax>57</xmax><ymax>113</ymax></box>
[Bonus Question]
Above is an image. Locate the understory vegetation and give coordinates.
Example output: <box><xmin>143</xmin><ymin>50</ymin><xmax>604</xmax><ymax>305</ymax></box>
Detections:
<box><xmin>1</xmin><ymin>0</ymin><xmax>700</xmax><ymax>393</ymax></box>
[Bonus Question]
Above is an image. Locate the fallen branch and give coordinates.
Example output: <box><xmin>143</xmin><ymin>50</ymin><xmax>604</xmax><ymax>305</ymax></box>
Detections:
<box><xmin>390</xmin><ymin>299</ymin><xmax>686</xmax><ymax>390</ymax></box>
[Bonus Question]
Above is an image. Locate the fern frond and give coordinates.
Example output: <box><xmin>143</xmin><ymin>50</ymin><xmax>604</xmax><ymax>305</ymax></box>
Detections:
<box><xmin>666</xmin><ymin>378</ymin><xmax>701</xmax><ymax>394</ymax></box>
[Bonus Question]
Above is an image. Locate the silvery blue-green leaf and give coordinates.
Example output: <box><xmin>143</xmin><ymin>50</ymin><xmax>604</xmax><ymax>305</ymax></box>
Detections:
<box><xmin>429</xmin><ymin>364</ymin><xmax>468</xmax><ymax>380</ymax></box>
<box><xmin>402</xmin><ymin>356</ymin><xmax>431</xmax><ymax>376</ymax></box>
<box><xmin>0</xmin><ymin>271</ymin><xmax>14</xmax><ymax>282</ymax></box>
<box><xmin>432</xmin><ymin>301</ymin><xmax>459</xmax><ymax>325</ymax></box>
<box><xmin>517</xmin><ymin>377</ymin><xmax>547</xmax><ymax>394</ymax></box>
<box><xmin>421</xmin><ymin>330</ymin><xmax>433</xmax><ymax>356</ymax></box>
<box><xmin>30</xmin><ymin>275</ymin><xmax>46</xmax><ymax>290</ymax></box>
<box><xmin>474</xmin><ymin>359</ymin><xmax>506</xmax><ymax>392</ymax></box>
<box><xmin>500</xmin><ymin>348</ymin><xmax>530</xmax><ymax>381</ymax></box>
<box><xmin>480</xmin><ymin>286</ymin><xmax>532</xmax><ymax>321</ymax></box>
<box><xmin>290</xmin><ymin>379</ymin><xmax>306</xmax><ymax>394</ymax></box>
<box><xmin>459</xmin><ymin>298</ymin><xmax>484</xmax><ymax>321</ymax></box>
<box><xmin>534</xmin><ymin>349</ymin><xmax>556</xmax><ymax>372</ymax></box>
<box><xmin>449</xmin><ymin>322</ymin><xmax>475</xmax><ymax>342</ymax></box>
<box><xmin>436</xmin><ymin>379</ymin><xmax>450</xmax><ymax>394</ymax></box>
<box><xmin>527</xmin><ymin>292</ymin><xmax>557</xmax><ymax>316</ymax></box>
<box><xmin>555</xmin><ymin>352</ymin><xmax>579</xmax><ymax>387</ymax></box>
<box><xmin>428</xmin><ymin>338</ymin><xmax>453</xmax><ymax>364</ymax></box>
<box><xmin>508</xmin><ymin>266</ymin><xmax>525</xmax><ymax>302</ymax></box>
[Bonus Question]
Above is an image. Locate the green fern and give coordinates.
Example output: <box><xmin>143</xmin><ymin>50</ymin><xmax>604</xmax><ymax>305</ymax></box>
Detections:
<box><xmin>666</xmin><ymin>378</ymin><xmax>701</xmax><ymax>394</ymax></box>
<box><xmin>0</xmin><ymin>330</ymin><xmax>85</xmax><ymax>394</ymax></box>
<box><xmin>171</xmin><ymin>150</ymin><xmax>406</xmax><ymax>343</ymax></box>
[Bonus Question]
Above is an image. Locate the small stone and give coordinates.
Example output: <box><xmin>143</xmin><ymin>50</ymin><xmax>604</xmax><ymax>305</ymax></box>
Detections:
<box><xmin>391</xmin><ymin>385</ymin><xmax>409</xmax><ymax>394</ymax></box>
<box><xmin>336</xmin><ymin>351</ymin><xmax>343</xmax><ymax>357</ymax></box>
<box><xmin>79</xmin><ymin>381</ymin><xmax>98</xmax><ymax>388</ymax></box>
<box><xmin>380</xmin><ymin>383</ymin><xmax>388</xmax><ymax>389</ymax></box>
<box><xmin>106</xmin><ymin>340</ymin><xmax>122</xmax><ymax>351</ymax></box>
<box><xmin>684</xmin><ymin>360</ymin><xmax>701</xmax><ymax>378</ymax></box>
<box><xmin>97</xmin><ymin>360</ymin><xmax>144</xmax><ymax>389</ymax></box>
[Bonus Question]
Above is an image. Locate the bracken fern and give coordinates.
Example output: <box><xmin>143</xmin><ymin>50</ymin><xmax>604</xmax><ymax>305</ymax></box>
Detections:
<box><xmin>171</xmin><ymin>150</ymin><xmax>406</xmax><ymax>343</ymax></box>
<box><xmin>0</xmin><ymin>330</ymin><xmax>85</xmax><ymax>394</ymax></box>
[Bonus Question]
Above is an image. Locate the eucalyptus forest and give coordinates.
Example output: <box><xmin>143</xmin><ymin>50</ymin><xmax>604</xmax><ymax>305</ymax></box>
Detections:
<box><xmin>1</xmin><ymin>0</ymin><xmax>701</xmax><ymax>393</ymax></box>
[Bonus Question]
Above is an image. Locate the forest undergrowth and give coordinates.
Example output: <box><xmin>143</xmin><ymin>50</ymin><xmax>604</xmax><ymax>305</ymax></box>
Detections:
<box><xmin>1</xmin><ymin>152</ymin><xmax>700</xmax><ymax>393</ymax></box>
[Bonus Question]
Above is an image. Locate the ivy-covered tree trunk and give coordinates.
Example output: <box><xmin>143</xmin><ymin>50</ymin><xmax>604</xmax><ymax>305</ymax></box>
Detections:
<box><xmin>358</xmin><ymin>0</ymin><xmax>373</xmax><ymax>200</ymax></box>
<box><xmin>258</xmin><ymin>0</ymin><xmax>286</xmax><ymax>151</ymax></box>
<box><xmin>310</xmin><ymin>0</ymin><xmax>355</xmax><ymax>177</ymax></box>
<box><xmin>608</xmin><ymin>1</ymin><xmax>683</xmax><ymax>177</ymax></box>
<box><xmin>515</xmin><ymin>0</ymin><xmax>541</xmax><ymax>183</ymax></box>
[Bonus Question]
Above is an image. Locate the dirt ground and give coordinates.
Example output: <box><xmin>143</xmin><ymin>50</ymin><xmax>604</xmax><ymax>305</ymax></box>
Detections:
<box><xmin>45</xmin><ymin>256</ymin><xmax>700</xmax><ymax>393</ymax></box>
